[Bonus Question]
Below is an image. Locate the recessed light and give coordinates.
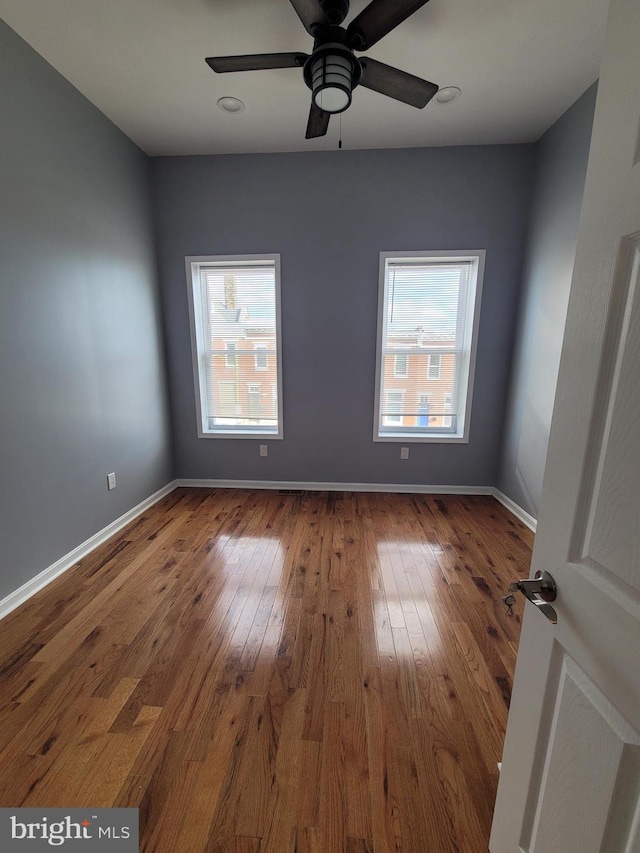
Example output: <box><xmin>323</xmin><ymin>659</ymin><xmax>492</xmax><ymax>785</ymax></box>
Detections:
<box><xmin>217</xmin><ymin>96</ymin><xmax>245</xmax><ymax>113</ymax></box>
<box><xmin>435</xmin><ymin>86</ymin><xmax>462</xmax><ymax>105</ymax></box>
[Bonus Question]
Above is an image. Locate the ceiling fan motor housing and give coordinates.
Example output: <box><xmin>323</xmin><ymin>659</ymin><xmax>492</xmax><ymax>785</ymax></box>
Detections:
<box><xmin>318</xmin><ymin>0</ymin><xmax>350</xmax><ymax>27</ymax></box>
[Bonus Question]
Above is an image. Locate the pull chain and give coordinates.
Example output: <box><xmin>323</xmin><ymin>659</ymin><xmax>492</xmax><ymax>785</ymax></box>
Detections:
<box><xmin>338</xmin><ymin>112</ymin><xmax>342</xmax><ymax>149</ymax></box>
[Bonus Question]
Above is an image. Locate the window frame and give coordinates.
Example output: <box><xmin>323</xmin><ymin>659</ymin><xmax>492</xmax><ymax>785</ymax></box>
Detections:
<box><xmin>373</xmin><ymin>250</ymin><xmax>485</xmax><ymax>443</ymax></box>
<box><xmin>186</xmin><ymin>253</ymin><xmax>284</xmax><ymax>439</ymax></box>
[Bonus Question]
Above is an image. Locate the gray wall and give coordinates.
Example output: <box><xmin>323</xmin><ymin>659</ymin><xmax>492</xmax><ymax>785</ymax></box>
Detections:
<box><xmin>0</xmin><ymin>22</ymin><xmax>173</xmax><ymax>600</ymax></box>
<box><xmin>499</xmin><ymin>84</ymin><xmax>598</xmax><ymax>518</ymax></box>
<box><xmin>152</xmin><ymin>145</ymin><xmax>534</xmax><ymax>485</ymax></box>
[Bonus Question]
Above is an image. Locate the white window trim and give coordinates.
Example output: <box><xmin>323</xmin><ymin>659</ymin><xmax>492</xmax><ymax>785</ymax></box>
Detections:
<box><xmin>373</xmin><ymin>250</ymin><xmax>485</xmax><ymax>444</ymax></box>
<box><xmin>185</xmin><ymin>253</ymin><xmax>284</xmax><ymax>439</ymax></box>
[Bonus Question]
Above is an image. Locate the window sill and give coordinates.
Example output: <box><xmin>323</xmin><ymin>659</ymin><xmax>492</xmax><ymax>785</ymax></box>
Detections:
<box><xmin>374</xmin><ymin>432</ymin><xmax>468</xmax><ymax>444</ymax></box>
<box><xmin>198</xmin><ymin>429</ymin><xmax>283</xmax><ymax>440</ymax></box>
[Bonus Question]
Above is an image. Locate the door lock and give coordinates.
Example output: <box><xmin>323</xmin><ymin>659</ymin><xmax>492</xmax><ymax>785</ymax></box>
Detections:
<box><xmin>501</xmin><ymin>570</ymin><xmax>558</xmax><ymax>624</ymax></box>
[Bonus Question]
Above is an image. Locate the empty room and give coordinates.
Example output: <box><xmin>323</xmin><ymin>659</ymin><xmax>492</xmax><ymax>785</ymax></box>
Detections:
<box><xmin>1</xmin><ymin>0</ymin><xmax>639</xmax><ymax>850</ymax></box>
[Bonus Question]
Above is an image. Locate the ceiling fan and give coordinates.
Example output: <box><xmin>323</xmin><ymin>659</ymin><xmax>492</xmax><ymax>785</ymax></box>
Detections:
<box><xmin>205</xmin><ymin>0</ymin><xmax>439</xmax><ymax>139</ymax></box>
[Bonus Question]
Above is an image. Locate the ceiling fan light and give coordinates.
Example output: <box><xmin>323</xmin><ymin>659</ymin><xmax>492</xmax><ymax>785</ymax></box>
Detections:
<box><xmin>311</xmin><ymin>53</ymin><xmax>353</xmax><ymax>114</ymax></box>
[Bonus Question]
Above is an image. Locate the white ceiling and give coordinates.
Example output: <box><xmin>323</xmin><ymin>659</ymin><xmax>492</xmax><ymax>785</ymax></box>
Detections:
<box><xmin>0</xmin><ymin>0</ymin><xmax>609</xmax><ymax>156</ymax></box>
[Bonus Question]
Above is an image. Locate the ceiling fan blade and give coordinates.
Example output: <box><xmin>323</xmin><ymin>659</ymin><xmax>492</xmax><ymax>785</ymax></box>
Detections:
<box><xmin>359</xmin><ymin>58</ymin><xmax>438</xmax><ymax>108</ymax></box>
<box><xmin>305</xmin><ymin>102</ymin><xmax>330</xmax><ymax>139</ymax></box>
<box><xmin>205</xmin><ymin>53</ymin><xmax>308</xmax><ymax>73</ymax></box>
<box><xmin>347</xmin><ymin>0</ymin><xmax>431</xmax><ymax>50</ymax></box>
<box><xmin>288</xmin><ymin>0</ymin><xmax>328</xmax><ymax>36</ymax></box>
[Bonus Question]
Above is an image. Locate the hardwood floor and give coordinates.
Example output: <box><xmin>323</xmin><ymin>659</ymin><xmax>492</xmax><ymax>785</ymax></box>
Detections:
<box><xmin>0</xmin><ymin>489</ymin><xmax>532</xmax><ymax>852</ymax></box>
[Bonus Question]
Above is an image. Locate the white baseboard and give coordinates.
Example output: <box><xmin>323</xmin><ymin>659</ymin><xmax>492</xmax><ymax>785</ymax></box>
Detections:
<box><xmin>176</xmin><ymin>478</ymin><xmax>494</xmax><ymax>496</ymax></box>
<box><xmin>177</xmin><ymin>480</ymin><xmax>537</xmax><ymax>531</ymax></box>
<box><xmin>0</xmin><ymin>480</ymin><xmax>178</xmax><ymax>621</ymax></box>
<box><xmin>492</xmin><ymin>489</ymin><xmax>537</xmax><ymax>532</ymax></box>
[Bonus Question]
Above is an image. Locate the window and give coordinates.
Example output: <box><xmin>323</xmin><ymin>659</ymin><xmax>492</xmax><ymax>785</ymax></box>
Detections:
<box><xmin>443</xmin><ymin>393</ymin><xmax>453</xmax><ymax>428</ymax></box>
<box><xmin>225</xmin><ymin>341</ymin><xmax>237</xmax><ymax>368</ymax></box>
<box><xmin>394</xmin><ymin>353</ymin><xmax>408</xmax><ymax>377</ymax></box>
<box><xmin>186</xmin><ymin>254</ymin><xmax>283</xmax><ymax>438</ymax></box>
<box><xmin>254</xmin><ymin>344</ymin><xmax>269</xmax><ymax>370</ymax></box>
<box><xmin>374</xmin><ymin>251</ymin><xmax>484</xmax><ymax>442</ymax></box>
<box><xmin>383</xmin><ymin>391</ymin><xmax>405</xmax><ymax>426</ymax></box>
<box><xmin>427</xmin><ymin>353</ymin><xmax>441</xmax><ymax>379</ymax></box>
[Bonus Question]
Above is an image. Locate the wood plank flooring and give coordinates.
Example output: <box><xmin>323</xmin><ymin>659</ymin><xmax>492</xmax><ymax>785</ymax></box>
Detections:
<box><xmin>0</xmin><ymin>489</ymin><xmax>532</xmax><ymax>852</ymax></box>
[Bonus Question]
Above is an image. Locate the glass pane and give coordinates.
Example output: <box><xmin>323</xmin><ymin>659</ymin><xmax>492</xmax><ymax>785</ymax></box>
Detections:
<box><xmin>197</xmin><ymin>261</ymin><xmax>280</xmax><ymax>432</ymax></box>
<box><xmin>205</xmin><ymin>351</ymin><xmax>278</xmax><ymax>428</ymax></box>
<box><xmin>203</xmin><ymin>266</ymin><xmax>276</xmax><ymax>335</ymax></box>
<box><xmin>385</xmin><ymin>264</ymin><xmax>465</xmax><ymax>340</ymax></box>
<box><xmin>380</xmin><ymin>351</ymin><xmax>460</xmax><ymax>430</ymax></box>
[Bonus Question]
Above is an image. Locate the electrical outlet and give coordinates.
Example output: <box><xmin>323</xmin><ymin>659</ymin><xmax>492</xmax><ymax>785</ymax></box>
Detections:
<box><xmin>400</xmin><ymin>447</ymin><xmax>409</xmax><ymax>460</ymax></box>
<box><xmin>107</xmin><ymin>472</ymin><xmax>117</xmax><ymax>490</ymax></box>
<box><xmin>259</xmin><ymin>445</ymin><xmax>268</xmax><ymax>457</ymax></box>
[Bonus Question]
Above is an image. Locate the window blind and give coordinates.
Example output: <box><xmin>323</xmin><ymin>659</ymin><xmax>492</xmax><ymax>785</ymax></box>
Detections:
<box><xmin>194</xmin><ymin>260</ymin><xmax>280</xmax><ymax>434</ymax></box>
<box><xmin>378</xmin><ymin>259</ymin><xmax>473</xmax><ymax>436</ymax></box>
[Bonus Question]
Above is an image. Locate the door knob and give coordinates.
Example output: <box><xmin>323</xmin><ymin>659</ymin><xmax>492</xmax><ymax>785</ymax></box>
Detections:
<box><xmin>501</xmin><ymin>570</ymin><xmax>558</xmax><ymax>624</ymax></box>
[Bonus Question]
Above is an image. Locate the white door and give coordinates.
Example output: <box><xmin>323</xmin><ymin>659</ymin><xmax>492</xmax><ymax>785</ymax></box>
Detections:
<box><xmin>491</xmin><ymin>0</ymin><xmax>640</xmax><ymax>850</ymax></box>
